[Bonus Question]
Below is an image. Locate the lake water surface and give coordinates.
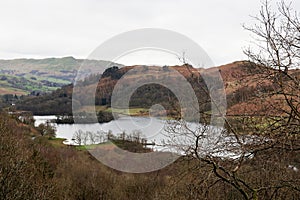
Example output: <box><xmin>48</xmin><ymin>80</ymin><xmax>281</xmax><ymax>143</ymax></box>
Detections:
<box><xmin>34</xmin><ymin>115</ymin><xmax>172</xmax><ymax>148</ymax></box>
<box><xmin>34</xmin><ymin>115</ymin><xmax>247</xmax><ymax>158</ymax></box>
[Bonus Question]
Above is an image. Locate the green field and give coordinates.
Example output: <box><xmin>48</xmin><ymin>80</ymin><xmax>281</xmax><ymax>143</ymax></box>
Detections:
<box><xmin>106</xmin><ymin>107</ymin><xmax>149</xmax><ymax>116</ymax></box>
<box><xmin>0</xmin><ymin>57</ymin><xmax>123</xmax><ymax>95</ymax></box>
<box><xmin>0</xmin><ymin>73</ymin><xmax>68</xmax><ymax>95</ymax></box>
<box><xmin>77</xmin><ymin>106</ymin><xmax>149</xmax><ymax>116</ymax></box>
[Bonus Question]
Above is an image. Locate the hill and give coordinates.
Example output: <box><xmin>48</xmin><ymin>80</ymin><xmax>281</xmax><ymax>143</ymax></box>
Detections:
<box><xmin>14</xmin><ymin>61</ymin><xmax>300</xmax><ymax>117</ymax></box>
<box><xmin>0</xmin><ymin>57</ymin><xmax>123</xmax><ymax>95</ymax></box>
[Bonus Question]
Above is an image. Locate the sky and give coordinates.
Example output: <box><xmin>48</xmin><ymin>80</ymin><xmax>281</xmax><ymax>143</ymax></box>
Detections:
<box><xmin>0</xmin><ymin>0</ymin><xmax>299</xmax><ymax>66</ymax></box>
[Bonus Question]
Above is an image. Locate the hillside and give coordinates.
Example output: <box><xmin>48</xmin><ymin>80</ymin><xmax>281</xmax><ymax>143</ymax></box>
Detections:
<box><xmin>0</xmin><ymin>57</ymin><xmax>123</xmax><ymax>95</ymax></box>
<box><xmin>14</xmin><ymin>61</ymin><xmax>300</xmax><ymax>117</ymax></box>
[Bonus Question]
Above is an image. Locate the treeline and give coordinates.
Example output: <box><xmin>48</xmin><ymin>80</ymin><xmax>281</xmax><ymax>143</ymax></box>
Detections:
<box><xmin>72</xmin><ymin>129</ymin><xmax>153</xmax><ymax>153</ymax></box>
<box><xmin>55</xmin><ymin>111</ymin><xmax>114</xmax><ymax>124</ymax></box>
<box><xmin>15</xmin><ymin>84</ymin><xmax>73</xmax><ymax>115</ymax></box>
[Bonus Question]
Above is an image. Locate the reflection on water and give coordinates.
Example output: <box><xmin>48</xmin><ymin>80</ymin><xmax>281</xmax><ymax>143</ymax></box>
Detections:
<box><xmin>34</xmin><ymin>115</ymin><xmax>251</xmax><ymax>158</ymax></box>
<box><xmin>34</xmin><ymin>115</ymin><xmax>56</xmax><ymax>127</ymax></box>
<box><xmin>34</xmin><ymin>116</ymin><xmax>170</xmax><ymax>149</ymax></box>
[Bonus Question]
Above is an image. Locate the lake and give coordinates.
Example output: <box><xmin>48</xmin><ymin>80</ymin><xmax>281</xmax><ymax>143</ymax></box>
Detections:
<box><xmin>33</xmin><ymin>115</ymin><xmax>247</xmax><ymax>158</ymax></box>
<box><xmin>34</xmin><ymin>115</ymin><xmax>174</xmax><ymax>150</ymax></box>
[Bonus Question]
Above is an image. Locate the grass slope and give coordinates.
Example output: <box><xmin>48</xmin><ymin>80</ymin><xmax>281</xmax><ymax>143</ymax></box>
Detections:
<box><xmin>0</xmin><ymin>57</ymin><xmax>123</xmax><ymax>95</ymax></box>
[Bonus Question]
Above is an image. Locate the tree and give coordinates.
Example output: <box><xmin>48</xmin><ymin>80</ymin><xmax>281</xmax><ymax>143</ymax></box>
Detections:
<box><xmin>18</xmin><ymin>112</ymin><xmax>35</xmax><ymax>126</ymax></box>
<box><xmin>37</xmin><ymin>121</ymin><xmax>56</xmax><ymax>138</ymax></box>
<box><xmin>0</xmin><ymin>114</ymin><xmax>57</xmax><ymax>199</ymax></box>
<box><xmin>164</xmin><ymin>1</ymin><xmax>300</xmax><ymax>199</ymax></box>
<box><xmin>244</xmin><ymin>0</ymin><xmax>300</xmax><ymax>133</ymax></box>
<box><xmin>73</xmin><ymin>130</ymin><xmax>84</xmax><ymax>145</ymax></box>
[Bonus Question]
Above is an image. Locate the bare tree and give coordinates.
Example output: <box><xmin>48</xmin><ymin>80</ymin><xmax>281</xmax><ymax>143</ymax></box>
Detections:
<box><xmin>73</xmin><ymin>130</ymin><xmax>83</xmax><ymax>145</ymax></box>
<box><xmin>36</xmin><ymin>120</ymin><xmax>56</xmax><ymax>137</ymax></box>
<box><xmin>164</xmin><ymin>1</ymin><xmax>300</xmax><ymax>199</ymax></box>
<box><xmin>88</xmin><ymin>131</ymin><xmax>96</xmax><ymax>144</ymax></box>
<box><xmin>244</xmin><ymin>0</ymin><xmax>300</xmax><ymax>135</ymax></box>
<box><xmin>95</xmin><ymin>130</ymin><xmax>106</xmax><ymax>143</ymax></box>
<box><xmin>177</xmin><ymin>51</ymin><xmax>188</xmax><ymax>65</ymax></box>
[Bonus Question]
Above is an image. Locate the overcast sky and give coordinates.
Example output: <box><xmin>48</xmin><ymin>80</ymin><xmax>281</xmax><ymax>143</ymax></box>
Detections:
<box><xmin>0</xmin><ymin>0</ymin><xmax>299</xmax><ymax>66</ymax></box>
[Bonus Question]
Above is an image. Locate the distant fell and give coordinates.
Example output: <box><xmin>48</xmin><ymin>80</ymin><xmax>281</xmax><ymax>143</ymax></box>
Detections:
<box><xmin>0</xmin><ymin>57</ymin><xmax>123</xmax><ymax>95</ymax></box>
<box><xmin>15</xmin><ymin>60</ymin><xmax>299</xmax><ymax>117</ymax></box>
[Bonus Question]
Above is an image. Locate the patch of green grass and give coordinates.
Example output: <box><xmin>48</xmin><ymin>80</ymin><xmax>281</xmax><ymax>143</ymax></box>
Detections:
<box><xmin>75</xmin><ymin>145</ymin><xmax>87</xmax><ymax>150</ymax></box>
<box><xmin>0</xmin><ymin>73</ymin><xmax>69</xmax><ymax>94</ymax></box>
<box><xmin>226</xmin><ymin>115</ymin><xmax>284</xmax><ymax>134</ymax></box>
<box><xmin>48</xmin><ymin>138</ymin><xmax>67</xmax><ymax>148</ymax></box>
<box><xmin>107</xmin><ymin>107</ymin><xmax>149</xmax><ymax>116</ymax></box>
<box><xmin>30</xmin><ymin>75</ymin><xmax>70</xmax><ymax>85</ymax></box>
<box><xmin>75</xmin><ymin>142</ymin><xmax>112</xmax><ymax>151</ymax></box>
<box><xmin>78</xmin><ymin>106</ymin><xmax>149</xmax><ymax>116</ymax></box>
